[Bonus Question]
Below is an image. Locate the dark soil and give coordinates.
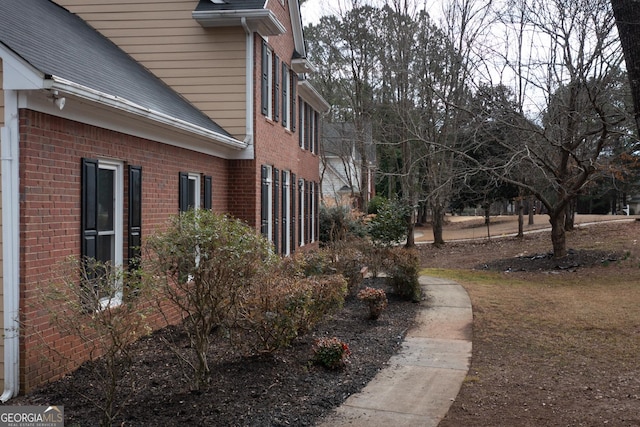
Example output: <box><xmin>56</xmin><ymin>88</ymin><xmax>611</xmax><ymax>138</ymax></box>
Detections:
<box><xmin>12</xmin><ymin>278</ymin><xmax>419</xmax><ymax>427</ymax></box>
<box><xmin>476</xmin><ymin>248</ymin><xmax>624</xmax><ymax>272</ymax></box>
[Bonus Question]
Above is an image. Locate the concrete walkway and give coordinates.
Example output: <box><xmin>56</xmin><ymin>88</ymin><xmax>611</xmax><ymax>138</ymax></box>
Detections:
<box><xmin>317</xmin><ymin>276</ymin><xmax>472</xmax><ymax>427</ymax></box>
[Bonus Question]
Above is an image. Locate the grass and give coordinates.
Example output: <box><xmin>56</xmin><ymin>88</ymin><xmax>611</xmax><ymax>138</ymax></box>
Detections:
<box><xmin>425</xmin><ymin>266</ymin><xmax>640</xmax><ymax>354</ymax></box>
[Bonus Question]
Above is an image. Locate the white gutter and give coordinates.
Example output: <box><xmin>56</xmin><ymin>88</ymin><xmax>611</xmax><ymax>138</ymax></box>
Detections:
<box><xmin>298</xmin><ymin>79</ymin><xmax>331</xmax><ymax>113</ymax></box>
<box><xmin>192</xmin><ymin>9</ymin><xmax>286</xmax><ymax>36</ymax></box>
<box><xmin>241</xmin><ymin>17</ymin><xmax>255</xmax><ymax>150</ymax></box>
<box><xmin>47</xmin><ymin>76</ymin><xmax>247</xmax><ymax>151</ymax></box>
<box><xmin>1</xmin><ymin>88</ymin><xmax>21</xmax><ymax>402</ymax></box>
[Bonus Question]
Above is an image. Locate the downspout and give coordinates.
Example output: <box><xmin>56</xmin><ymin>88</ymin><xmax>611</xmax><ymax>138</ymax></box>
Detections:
<box><xmin>1</xmin><ymin>89</ymin><xmax>20</xmax><ymax>401</ymax></box>
<box><xmin>241</xmin><ymin>17</ymin><xmax>255</xmax><ymax>152</ymax></box>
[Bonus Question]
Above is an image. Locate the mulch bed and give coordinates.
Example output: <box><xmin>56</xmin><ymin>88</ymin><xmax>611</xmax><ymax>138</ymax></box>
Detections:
<box><xmin>13</xmin><ymin>277</ymin><xmax>420</xmax><ymax>427</ymax></box>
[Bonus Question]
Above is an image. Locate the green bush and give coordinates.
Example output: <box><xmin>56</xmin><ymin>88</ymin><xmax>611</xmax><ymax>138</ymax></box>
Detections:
<box><xmin>287</xmin><ymin>248</ymin><xmax>336</xmax><ymax>277</ymax></box>
<box><xmin>319</xmin><ymin>205</ymin><xmax>366</xmax><ymax>244</ymax></box>
<box><xmin>330</xmin><ymin>240</ymin><xmax>368</xmax><ymax>295</ymax></box>
<box><xmin>145</xmin><ymin>210</ymin><xmax>276</xmax><ymax>389</ymax></box>
<box><xmin>367</xmin><ymin>195</ymin><xmax>388</xmax><ymax>214</ymax></box>
<box><xmin>312</xmin><ymin>337</ymin><xmax>351</xmax><ymax>370</ymax></box>
<box><xmin>367</xmin><ymin>198</ymin><xmax>410</xmax><ymax>247</ymax></box>
<box><xmin>384</xmin><ymin>248</ymin><xmax>422</xmax><ymax>302</ymax></box>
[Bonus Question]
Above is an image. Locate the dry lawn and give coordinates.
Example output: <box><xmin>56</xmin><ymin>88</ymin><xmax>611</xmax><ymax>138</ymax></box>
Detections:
<box><xmin>417</xmin><ymin>219</ymin><xmax>640</xmax><ymax>426</ymax></box>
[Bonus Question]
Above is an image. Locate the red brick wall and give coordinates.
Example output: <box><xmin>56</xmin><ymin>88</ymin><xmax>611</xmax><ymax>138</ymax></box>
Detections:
<box><xmin>250</xmin><ymin>2</ymin><xmax>321</xmax><ymax>250</ymax></box>
<box><xmin>18</xmin><ymin>110</ymin><xmax>234</xmax><ymax>391</ymax></box>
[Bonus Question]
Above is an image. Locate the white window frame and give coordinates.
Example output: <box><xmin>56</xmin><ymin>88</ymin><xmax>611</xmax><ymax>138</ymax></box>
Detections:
<box><xmin>266</xmin><ymin>165</ymin><xmax>273</xmax><ymax>242</ymax></box>
<box><xmin>283</xmin><ymin>171</ymin><xmax>291</xmax><ymax>255</ymax></box>
<box><xmin>97</xmin><ymin>159</ymin><xmax>123</xmax><ymax>309</ymax></box>
<box><xmin>310</xmin><ymin>183</ymin><xmax>316</xmax><ymax>243</ymax></box>
<box><xmin>188</xmin><ymin>173</ymin><xmax>201</xmax><ymax>211</ymax></box>
<box><xmin>299</xmin><ymin>179</ymin><xmax>305</xmax><ymax>247</ymax></box>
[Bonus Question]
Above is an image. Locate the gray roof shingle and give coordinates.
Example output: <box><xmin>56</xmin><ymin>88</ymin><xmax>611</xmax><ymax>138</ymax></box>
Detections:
<box><xmin>0</xmin><ymin>0</ymin><xmax>233</xmax><ymax>138</ymax></box>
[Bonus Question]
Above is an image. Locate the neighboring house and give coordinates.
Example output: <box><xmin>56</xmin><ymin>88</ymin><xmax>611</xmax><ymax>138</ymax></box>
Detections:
<box><xmin>321</xmin><ymin>123</ymin><xmax>375</xmax><ymax>208</ymax></box>
<box><xmin>0</xmin><ymin>0</ymin><xmax>328</xmax><ymax>397</ymax></box>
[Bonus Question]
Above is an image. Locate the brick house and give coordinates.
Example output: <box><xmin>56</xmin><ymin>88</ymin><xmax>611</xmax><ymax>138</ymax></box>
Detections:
<box><xmin>0</xmin><ymin>0</ymin><xmax>328</xmax><ymax>398</ymax></box>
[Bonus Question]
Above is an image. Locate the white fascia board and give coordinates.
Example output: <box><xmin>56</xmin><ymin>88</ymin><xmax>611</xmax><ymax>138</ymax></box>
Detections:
<box><xmin>297</xmin><ymin>80</ymin><xmax>331</xmax><ymax>113</ymax></box>
<box><xmin>291</xmin><ymin>57</ymin><xmax>316</xmax><ymax>74</ymax></box>
<box><xmin>193</xmin><ymin>9</ymin><xmax>286</xmax><ymax>36</ymax></box>
<box><xmin>289</xmin><ymin>0</ymin><xmax>306</xmax><ymax>57</ymax></box>
<box><xmin>0</xmin><ymin>46</ymin><xmax>46</xmax><ymax>90</ymax></box>
<box><xmin>48</xmin><ymin>76</ymin><xmax>248</xmax><ymax>154</ymax></box>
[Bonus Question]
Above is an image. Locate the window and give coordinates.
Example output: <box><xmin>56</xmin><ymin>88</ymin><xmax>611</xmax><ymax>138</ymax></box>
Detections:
<box><xmin>281</xmin><ymin>170</ymin><xmax>291</xmax><ymax>255</ymax></box>
<box><xmin>273</xmin><ymin>167</ymin><xmax>280</xmax><ymax>254</ymax></box>
<box><xmin>298</xmin><ymin>178</ymin><xmax>305</xmax><ymax>246</ymax></box>
<box><xmin>261</xmin><ymin>165</ymin><xmax>273</xmax><ymax>242</ymax></box>
<box><xmin>261</xmin><ymin>41</ymin><xmax>273</xmax><ymax>119</ymax></box>
<box><xmin>298</xmin><ymin>101</ymin><xmax>320</xmax><ymax>153</ymax></box>
<box><xmin>310</xmin><ymin>181</ymin><xmax>316</xmax><ymax>243</ymax></box>
<box><xmin>81</xmin><ymin>158</ymin><xmax>124</xmax><ymax>308</ymax></box>
<box><xmin>179</xmin><ymin>172</ymin><xmax>200</xmax><ymax>212</ymax></box>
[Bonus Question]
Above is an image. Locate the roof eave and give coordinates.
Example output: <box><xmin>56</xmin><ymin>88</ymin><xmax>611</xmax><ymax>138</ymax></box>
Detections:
<box><xmin>49</xmin><ymin>76</ymin><xmax>247</xmax><ymax>151</ymax></box>
<box><xmin>291</xmin><ymin>57</ymin><xmax>316</xmax><ymax>74</ymax></box>
<box><xmin>298</xmin><ymin>80</ymin><xmax>331</xmax><ymax>113</ymax></box>
<box><xmin>192</xmin><ymin>9</ymin><xmax>285</xmax><ymax>36</ymax></box>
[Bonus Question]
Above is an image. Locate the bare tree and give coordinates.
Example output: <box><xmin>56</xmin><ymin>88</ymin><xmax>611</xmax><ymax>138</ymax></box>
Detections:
<box><xmin>611</xmin><ymin>0</ymin><xmax>640</xmax><ymax>132</ymax></box>
<box><xmin>485</xmin><ymin>0</ymin><xmax>627</xmax><ymax>257</ymax></box>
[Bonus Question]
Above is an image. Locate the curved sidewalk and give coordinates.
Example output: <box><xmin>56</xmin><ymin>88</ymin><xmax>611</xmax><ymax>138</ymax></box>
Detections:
<box><xmin>317</xmin><ymin>276</ymin><xmax>472</xmax><ymax>427</ymax></box>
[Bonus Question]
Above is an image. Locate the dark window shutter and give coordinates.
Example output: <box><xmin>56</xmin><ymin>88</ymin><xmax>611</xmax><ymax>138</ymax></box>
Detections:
<box><xmin>82</xmin><ymin>158</ymin><xmax>99</xmax><ymax>261</ymax></box>
<box><xmin>179</xmin><ymin>172</ymin><xmax>189</xmax><ymax>212</ymax></box>
<box><xmin>204</xmin><ymin>175</ymin><xmax>212</xmax><ymax>210</ymax></box>
<box><xmin>261</xmin><ymin>165</ymin><xmax>269</xmax><ymax>237</ymax></box>
<box><xmin>291</xmin><ymin>75</ymin><xmax>297</xmax><ymax>132</ymax></box>
<box><xmin>128</xmin><ymin>165</ymin><xmax>142</xmax><ymax>269</ymax></box>
<box><xmin>273</xmin><ymin>168</ymin><xmax>280</xmax><ymax>254</ymax></box>
<box><xmin>282</xmin><ymin>63</ymin><xmax>288</xmax><ymax>128</ymax></box>
<box><xmin>291</xmin><ymin>173</ymin><xmax>296</xmax><ymax>253</ymax></box>
<box><xmin>274</xmin><ymin>55</ymin><xmax>280</xmax><ymax>122</ymax></box>
<box><xmin>261</xmin><ymin>40</ymin><xmax>269</xmax><ymax>116</ymax></box>
<box><xmin>304</xmin><ymin>104</ymin><xmax>310</xmax><ymax>150</ymax></box>
<box><xmin>314</xmin><ymin>111</ymin><xmax>320</xmax><ymax>154</ymax></box>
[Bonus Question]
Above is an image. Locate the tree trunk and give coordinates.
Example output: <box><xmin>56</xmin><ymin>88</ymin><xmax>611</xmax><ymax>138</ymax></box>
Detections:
<box><xmin>528</xmin><ymin>195</ymin><xmax>535</xmax><ymax>225</ymax></box>
<box><xmin>405</xmin><ymin>208</ymin><xmax>415</xmax><ymax>248</ymax></box>
<box><xmin>564</xmin><ymin>199</ymin><xmax>575</xmax><ymax>231</ymax></box>
<box><xmin>517</xmin><ymin>198</ymin><xmax>524</xmax><ymax>238</ymax></box>
<box><xmin>484</xmin><ymin>204</ymin><xmax>491</xmax><ymax>240</ymax></box>
<box><xmin>431</xmin><ymin>203</ymin><xmax>445</xmax><ymax>246</ymax></box>
<box><xmin>549</xmin><ymin>210</ymin><xmax>567</xmax><ymax>258</ymax></box>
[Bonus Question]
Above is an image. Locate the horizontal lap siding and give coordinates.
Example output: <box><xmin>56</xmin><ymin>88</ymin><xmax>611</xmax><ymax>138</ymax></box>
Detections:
<box><xmin>56</xmin><ymin>0</ymin><xmax>247</xmax><ymax>139</ymax></box>
<box><xmin>18</xmin><ymin>110</ymin><xmax>231</xmax><ymax>391</ymax></box>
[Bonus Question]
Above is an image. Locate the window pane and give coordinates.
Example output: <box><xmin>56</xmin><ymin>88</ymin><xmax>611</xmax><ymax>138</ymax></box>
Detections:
<box><xmin>188</xmin><ymin>178</ymin><xmax>197</xmax><ymax>209</ymax></box>
<box><xmin>98</xmin><ymin>168</ymin><xmax>114</xmax><ymax>231</ymax></box>
<box><xmin>97</xmin><ymin>234</ymin><xmax>113</xmax><ymax>264</ymax></box>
